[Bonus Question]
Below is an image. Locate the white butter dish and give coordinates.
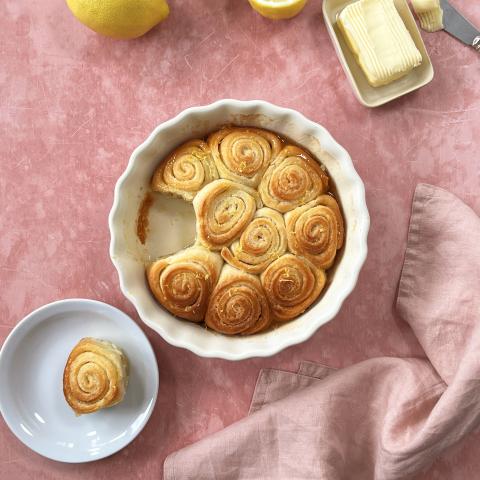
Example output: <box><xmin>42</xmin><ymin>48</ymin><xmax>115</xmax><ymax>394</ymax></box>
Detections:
<box><xmin>323</xmin><ymin>0</ymin><xmax>434</xmax><ymax>107</ymax></box>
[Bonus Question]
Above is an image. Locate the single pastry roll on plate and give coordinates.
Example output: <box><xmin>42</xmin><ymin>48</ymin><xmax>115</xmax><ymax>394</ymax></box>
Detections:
<box><xmin>147</xmin><ymin>246</ymin><xmax>223</xmax><ymax>322</ymax></box>
<box><xmin>193</xmin><ymin>179</ymin><xmax>262</xmax><ymax>250</ymax></box>
<box><xmin>221</xmin><ymin>207</ymin><xmax>287</xmax><ymax>274</ymax></box>
<box><xmin>259</xmin><ymin>145</ymin><xmax>329</xmax><ymax>213</ymax></box>
<box><xmin>208</xmin><ymin>127</ymin><xmax>283</xmax><ymax>188</ymax></box>
<box><xmin>151</xmin><ymin>140</ymin><xmax>218</xmax><ymax>201</ymax></box>
<box><xmin>205</xmin><ymin>264</ymin><xmax>271</xmax><ymax>335</ymax></box>
<box><xmin>261</xmin><ymin>254</ymin><xmax>326</xmax><ymax>321</ymax></box>
<box><xmin>63</xmin><ymin>338</ymin><xmax>129</xmax><ymax>415</ymax></box>
<box><xmin>285</xmin><ymin>195</ymin><xmax>344</xmax><ymax>270</ymax></box>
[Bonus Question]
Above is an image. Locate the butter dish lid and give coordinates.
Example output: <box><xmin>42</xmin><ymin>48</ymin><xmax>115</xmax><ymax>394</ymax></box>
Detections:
<box><xmin>323</xmin><ymin>0</ymin><xmax>434</xmax><ymax>107</ymax></box>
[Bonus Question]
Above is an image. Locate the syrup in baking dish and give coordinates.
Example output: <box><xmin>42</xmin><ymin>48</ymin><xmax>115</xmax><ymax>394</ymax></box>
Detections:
<box><xmin>137</xmin><ymin>193</ymin><xmax>153</xmax><ymax>245</ymax></box>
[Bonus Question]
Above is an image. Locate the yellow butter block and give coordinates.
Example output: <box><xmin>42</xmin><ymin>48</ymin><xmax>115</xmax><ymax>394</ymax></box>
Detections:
<box><xmin>338</xmin><ymin>0</ymin><xmax>423</xmax><ymax>87</ymax></box>
<box><xmin>411</xmin><ymin>0</ymin><xmax>443</xmax><ymax>32</ymax></box>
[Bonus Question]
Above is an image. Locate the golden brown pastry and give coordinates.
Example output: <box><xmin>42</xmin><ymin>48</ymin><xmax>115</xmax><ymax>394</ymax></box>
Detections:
<box><xmin>193</xmin><ymin>179</ymin><xmax>262</xmax><ymax>250</ymax></box>
<box><xmin>208</xmin><ymin>127</ymin><xmax>283</xmax><ymax>187</ymax></box>
<box><xmin>141</xmin><ymin>126</ymin><xmax>344</xmax><ymax>331</ymax></box>
<box><xmin>205</xmin><ymin>264</ymin><xmax>271</xmax><ymax>335</ymax></box>
<box><xmin>151</xmin><ymin>140</ymin><xmax>218</xmax><ymax>201</ymax></box>
<box><xmin>221</xmin><ymin>207</ymin><xmax>287</xmax><ymax>274</ymax></box>
<box><xmin>147</xmin><ymin>246</ymin><xmax>223</xmax><ymax>322</ymax></box>
<box><xmin>258</xmin><ymin>145</ymin><xmax>329</xmax><ymax>213</ymax></box>
<box><xmin>284</xmin><ymin>195</ymin><xmax>344</xmax><ymax>270</ymax></box>
<box><xmin>63</xmin><ymin>337</ymin><xmax>129</xmax><ymax>415</ymax></box>
<box><xmin>260</xmin><ymin>254</ymin><xmax>326</xmax><ymax>321</ymax></box>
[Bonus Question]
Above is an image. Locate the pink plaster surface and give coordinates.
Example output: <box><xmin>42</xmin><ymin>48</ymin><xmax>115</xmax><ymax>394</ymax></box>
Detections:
<box><xmin>1</xmin><ymin>0</ymin><xmax>479</xmax><ymax>478</ymax></box>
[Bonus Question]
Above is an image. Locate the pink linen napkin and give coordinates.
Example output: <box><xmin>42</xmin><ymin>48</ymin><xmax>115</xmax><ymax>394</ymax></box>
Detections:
<box><xmin>164</xmin><ymin>184</ymin><xmax>480</xmax><ymax>480</ymax></box>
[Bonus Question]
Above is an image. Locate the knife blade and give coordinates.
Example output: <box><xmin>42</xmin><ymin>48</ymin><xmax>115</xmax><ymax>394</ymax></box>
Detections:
<box><xmin>439</xmin><ymin>0</ymin><xmax>480</xmax><ymax>51</ymax></box>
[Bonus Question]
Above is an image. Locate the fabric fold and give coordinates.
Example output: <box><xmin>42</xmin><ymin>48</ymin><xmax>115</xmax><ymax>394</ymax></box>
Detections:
<box><xmin>164</xmin><ymin>184</ymin><xmax>480</xmax><ymax>480</ymax></box>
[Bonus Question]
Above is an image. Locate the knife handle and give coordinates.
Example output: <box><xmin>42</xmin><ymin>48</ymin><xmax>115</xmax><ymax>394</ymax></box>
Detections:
<box><xmin>473</xmin><ymin>36</ymin><xmax>480</xmax><ymax>52</ymax></box>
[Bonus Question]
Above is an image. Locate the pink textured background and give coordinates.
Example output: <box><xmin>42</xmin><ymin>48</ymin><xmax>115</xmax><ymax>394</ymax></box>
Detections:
<box><xmin>1</xmin><ymin>0</ymin><xmax>479</xmax><ymax>478</ymax></box>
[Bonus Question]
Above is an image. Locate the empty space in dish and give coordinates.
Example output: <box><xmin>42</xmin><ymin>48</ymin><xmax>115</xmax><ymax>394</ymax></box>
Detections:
<box><xmin>323</xmin><ymin>0</ymin><xmax>434</xmax><ymax>107</ymax></box>
<box><xmin>142</xmin><ymin>195</ymin><xmax>196</xmax><ymax>260</ymax></box>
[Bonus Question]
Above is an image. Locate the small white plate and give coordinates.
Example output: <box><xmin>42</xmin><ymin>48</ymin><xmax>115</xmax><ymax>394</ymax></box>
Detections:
<box><xmin>0</xmin><ymin>299</ymin><xmax>159</xmax><ymax>463</ymax></box>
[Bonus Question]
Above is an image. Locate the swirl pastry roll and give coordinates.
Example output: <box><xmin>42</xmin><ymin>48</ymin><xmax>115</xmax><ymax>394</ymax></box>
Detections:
<box><xmin>205</xmin><ymin>265</ymin><xmax>271</xmax><ymax>335</ymax></box>
<box><xmin>259</xmin><ymin>146</ymin><xmax>329</xmax><ymax>213</ymax></box>
<box><xmin>63</xmin><ymin>338</ymin><xmax>129</xmax><ymax>415</ymax></box>
<box><xmin>285</xmin><ymin>195</ymin><xmax>344</xmax><ymax>270</ymax></box>
<box><xmin>208</xmin><ymin>127</ymin><xmax>283</xmax><ymax>187</ymax></box>
<box><xmin>147</xmin><ymin>246</ymin><xmax>223</xmax><ymax>322</ymax></box>
<box><xmin>193</xmin><ymin>179</ymin><xmax>262</xmax><ymax>250</ymax></box>
<box><xmin>261</xmin><ymin>254</ymin><xmax>326</xmax><ymax>321</ymax></box>
<box><xmin>221</xmin><ymin>208</ymin><xmax>287</xmax><ymax>274</ymax></box>
<box><xmin>151</xmin><ymin>140</ymin><xmax>218</xmax><ymax>201</ymax></box>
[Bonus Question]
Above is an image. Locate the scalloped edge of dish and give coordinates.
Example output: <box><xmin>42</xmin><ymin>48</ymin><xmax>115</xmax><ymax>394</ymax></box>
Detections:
<box><xmin>109</xmin><ymin>99</ymin><xmax>370</xmax><ymax>360</ymax></box>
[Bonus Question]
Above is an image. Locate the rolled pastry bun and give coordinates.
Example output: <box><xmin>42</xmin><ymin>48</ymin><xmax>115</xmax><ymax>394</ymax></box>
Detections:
<box><xmin>205</xmin><ymin>264</ymin><xmax>271</xmax><ymax>335</ymax></box>
<box><xmin>151</xmin><ymin>139</ymin><xmax>218</xmax><ymax>201</ymax></box>
<box><xmin>259</xmin><ymin>145</ymin><xmax>329</xmax><ymax>213</ymax></box>
<box><xmin>63</xmin><ymin>338</ymin><xmax>129</xmax><ymax>415</ymax></box>
<box><xmin>147</xmin><ymin>246</ymin><xmax>223</xmax><ymax>322</ymax></box>
<box><xmin>261</xmin><ymin>254</ymin><xmax>326</xmax><ymax>321</ymax></box>
<box><xmin>193</xmin><ymin>179</ymin><xmax>263</xmax><ymax>250</ymax></box>
<box><xmin>221</xmin><ymin>207</ymin><xmax>287</xmax><ymax>274</ymax></box>
<box><xmin>284</xmin><ymin>195</ymin><xmax>344</xmax><ymax>270</ymax></box>
<box><xmin>208</xmin><ymin>127</ymin><xmax>283</xmax><ymax>188</ymax></box>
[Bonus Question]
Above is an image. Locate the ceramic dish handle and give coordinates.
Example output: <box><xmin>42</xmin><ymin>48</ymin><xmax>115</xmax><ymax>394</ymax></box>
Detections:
<box><xmin>473</xmin><ymin>36</ymin><xmax>480</xmax><ymax>52</ymax></box>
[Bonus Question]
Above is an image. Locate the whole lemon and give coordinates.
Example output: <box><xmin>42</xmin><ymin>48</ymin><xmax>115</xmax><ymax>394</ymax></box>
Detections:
<box><xmin>65</xmin><ymin>0</ymin><xmax>170</xmax><ymax>39</ymax></box>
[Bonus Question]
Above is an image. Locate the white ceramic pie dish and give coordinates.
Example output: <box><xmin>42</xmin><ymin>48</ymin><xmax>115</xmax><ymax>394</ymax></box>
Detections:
<box><xmin>109</xmin><ymin>99</ymin><xmax>369</xmax><ymax>360</ymax></box>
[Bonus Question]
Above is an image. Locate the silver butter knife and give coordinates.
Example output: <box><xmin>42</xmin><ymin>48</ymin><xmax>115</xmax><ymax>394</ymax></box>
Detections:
<box><xmin>440</xmin><ymin>0</ymin><xmax>480</xmax><ymax>52</ymax></box>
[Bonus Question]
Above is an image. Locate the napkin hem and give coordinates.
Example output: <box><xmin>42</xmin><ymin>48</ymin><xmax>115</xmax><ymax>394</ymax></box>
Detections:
<box><xmin>164</xmin><ymin>450</ymin><xmax>177</xmax><ymax>480</ymax></box>
<box><xmin>397</xmin><ymin>183</ymin><xmax>435</xmax><ymax>312</ymax></box>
